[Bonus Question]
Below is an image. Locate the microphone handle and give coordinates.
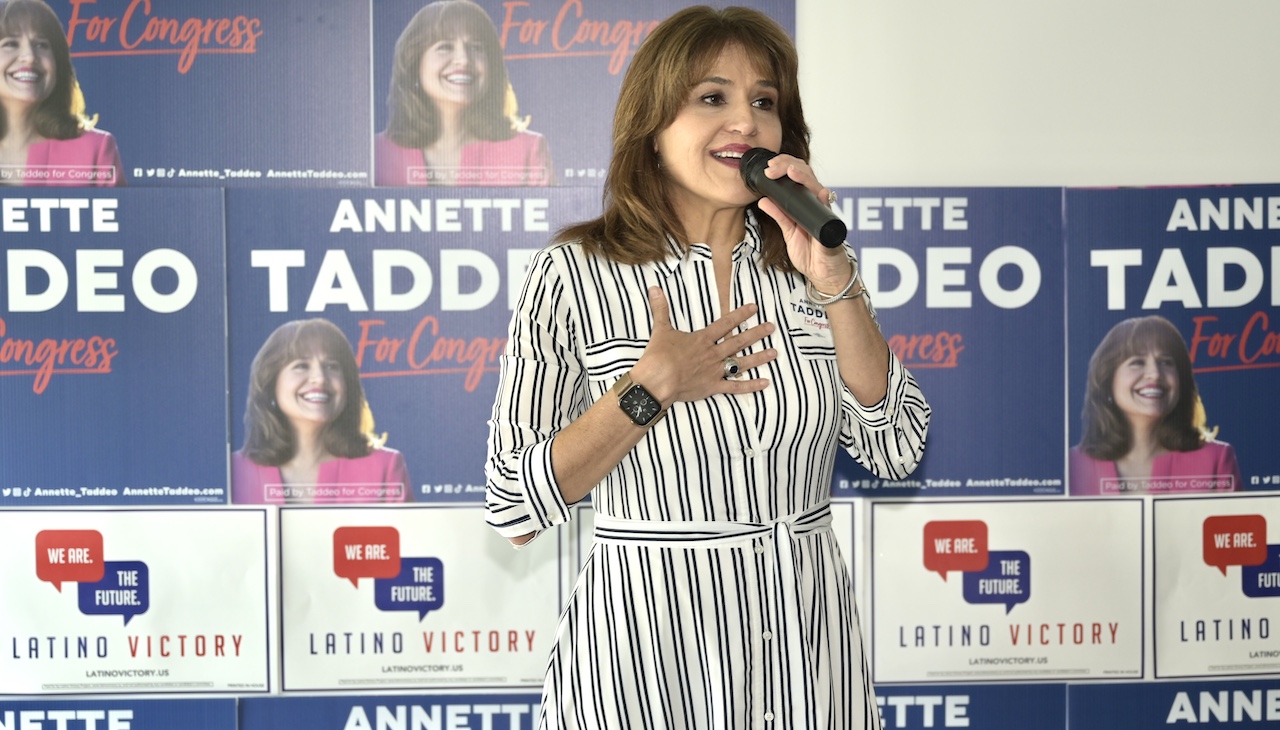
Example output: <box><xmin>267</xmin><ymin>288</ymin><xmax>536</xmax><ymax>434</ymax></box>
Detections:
<box><xmin>740</xmin><ymin>148</ymin><xmax>847</xmax><ymax>248</ymax></box>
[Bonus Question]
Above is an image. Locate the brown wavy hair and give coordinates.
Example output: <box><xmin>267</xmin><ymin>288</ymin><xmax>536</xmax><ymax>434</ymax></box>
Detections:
<box><xmin>1078</xmin><ymin>315</ymin><xmax>1207</xmax><ymax>460</ymax></box>
<box><xmin>558</xmin><ymin>5</ymin><xmax>809</xmax><ymax>270</ymax></box>
<box><xmin>383</xmin><ymin>0</ymin><xmax>516</xmax><ymax>148</ymax></box>
<box><xmin>0</xmin><ymin>0</ymin><xmax>90</xmax><ymax>140</ymax></box>
<box><xmin>241</xmin><ymin>319</ymin><xmax>378</xmax><ymax>466</ymax></box>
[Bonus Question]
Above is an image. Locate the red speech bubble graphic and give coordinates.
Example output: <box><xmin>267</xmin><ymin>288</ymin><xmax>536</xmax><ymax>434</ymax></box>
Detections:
<box><xmin>36</xmin><ymin>530</ymin><xmax>105</xmax><ymax>592</ymax></box>
<box><xmin>333</xmin><ymin>526</ymin><xmax>401</xmax><ymax>587</ymax></box>
<box><xmin>923</xmin><ymin>520</ymin><xmax>989</xmax><ymax>581</ymax></box>
<box><xmin>1203</xmin><ymin>514</ymin><xmax>1267</xmax><ymax>576</ymax></box>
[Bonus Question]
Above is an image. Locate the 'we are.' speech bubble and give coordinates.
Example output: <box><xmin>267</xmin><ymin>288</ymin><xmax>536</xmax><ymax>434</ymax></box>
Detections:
<box><xmin>1203</xmin><ymin>515</ymin><xmax>1267</xmax><ymax>576</ymax></box>
<box><xmin>923</xmin><ymin>520</ymin><xmax>989</xmax><ymax>580</ymax></box>
<box><xmin>333</xmin><ymin>526</ymin><xmax>401</xmax><ymax>587</ymax></box>
<box><xmin>36</xmin><ymin>530</ymin><xmax>105</xmax><ymax>591</ymax></box>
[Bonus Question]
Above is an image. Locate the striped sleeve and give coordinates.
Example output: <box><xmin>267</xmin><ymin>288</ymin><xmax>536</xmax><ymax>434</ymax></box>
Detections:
<box><xmin>484</xmin><ymin>246</ymin><xmax>585</xmax><ymax>543</ymax></box>
<box><xmin>839</xmin><ymin>352</ymin><xmax>931</xmax><ymax>480</ymax></box>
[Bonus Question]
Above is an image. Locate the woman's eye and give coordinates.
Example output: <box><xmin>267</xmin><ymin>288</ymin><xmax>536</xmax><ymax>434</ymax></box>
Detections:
<box><xmin>753</xmin><ymin>97</ymin><xmax>776</xmax><ymax>110</ymax></box>
<box><xmin>700</xmin><ymin>92</ymin><xmax>724</xmax><ymax>106</ymax></box>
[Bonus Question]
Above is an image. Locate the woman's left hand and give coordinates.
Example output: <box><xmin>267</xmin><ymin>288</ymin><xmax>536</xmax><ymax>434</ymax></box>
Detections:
<box><xmin>752</xmin><ymin>154</ymin><xmax>851</xmax><ymax>293</ymax></box>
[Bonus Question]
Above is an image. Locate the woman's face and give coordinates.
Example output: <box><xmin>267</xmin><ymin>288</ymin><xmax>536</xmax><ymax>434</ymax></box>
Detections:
<box><xmin>653</xmin><ymin>44</ymin><xmax>783</xmax><ymax>220</ymax></box>
<box><xmin>1110</xmin><ymin>349</ymin><xmax>1180</xmax><ymax>425</ymax></box>
<box><xmin>274</xmin><ymin>353</ymin><xmax>346</xmax><ymax>430</ymax></box>
<box><xmin>418</xmin><ymin>33</ymin><xmax>488</xmax><ymax>111</ymax></box>
<box><xmin>0</xmin><ymin>30</ymin><xmax>56</xmax><ymax>110</ymax></box>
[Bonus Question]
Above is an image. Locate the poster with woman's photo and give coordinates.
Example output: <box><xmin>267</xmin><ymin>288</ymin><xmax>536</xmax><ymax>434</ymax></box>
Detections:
<box><xmin>1065</xmin><ymin>185</ymin><xmax>1279</xmax><ymax>496</ymax></box>
<box><xmin>224</xmin><ymin>187</ymin><xmax>598</xmax><ymax>504</ymax></box>
<box><xmin>49</xmin><ymin>0</ymin><xmax>370</xmax><ymax>186</ymax></box>
<box><xmin>0</xmin><ymin>188</ymin><xmax>228</xmax><ymax>505</ymax></box>
<box><xmin>371</xmin><ymin>0</ymin><xmax>794</xmax><ymax>188</ymax></box>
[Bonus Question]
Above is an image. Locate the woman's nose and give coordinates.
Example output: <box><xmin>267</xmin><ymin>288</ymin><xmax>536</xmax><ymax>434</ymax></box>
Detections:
<box><xmin>725</xmin><ymin>100</ymin><xmax>757</xmax><ymax>137</ymax></box>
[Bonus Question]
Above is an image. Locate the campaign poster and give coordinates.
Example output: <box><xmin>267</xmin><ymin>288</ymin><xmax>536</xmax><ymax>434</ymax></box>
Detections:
<box><xmin>53</xmin><ymin>0</ymin><xmax>370</xmax><ymax>186</ymax></box>
<box><xmin>0</xmin><ymin>509</ymin><xmax>270</xmax><ymax>694</ymax></box>
<box><xmin>224</xmin><ymin>187</ymin><xmax>597</xmax><ymax>505</ymax></box>
<box><xmin>0</xmin><ymin>189</ymin><xmax>228</xmax><ymax>506</ymax></box>
<box><xmin>278</xmin><ymin>505</ymin><xmax>562</xmax><ymax>691</ymax></box>
<box><xmin>240</xmin><ymin>694</ymin><xmax>542</xmax><ymax>730</ymax></box>
<box><xmin>370</xmin><ymin>0</ymin><xmax>795</xmax><ymax>188</ymax></box>
<box><xmin>873</xmin><ymin>683</ymin><xmax>1066</xmax><ymax>730</ymax></box>
<box><xmin>1067</xmin><ymin>678</ymin><xmax>1280</xmax><ymax>729</ymax></box>
<box><xmin>870</xmin><ymin>499</ymin><xmax>1143</xmax><ymax>684</ymax></box>
<box><xmin>1065</xmin><ymin>185</ymin><xmax>1279</xmax><ymax>497</ymax></box>
<box><xmin>1153</xmin><ymin>494</ymin><xmax>1280</xmax><ymax>679</ymax></box>
<box><xmin>831</xmin><ymin>188</ymin><xmax>1066</xmax><ymax>497</ymax></box>
<box><xmin>0</xmin><ymin>699</ymin><xmax>235</xmax><ymax>730</ymax></box>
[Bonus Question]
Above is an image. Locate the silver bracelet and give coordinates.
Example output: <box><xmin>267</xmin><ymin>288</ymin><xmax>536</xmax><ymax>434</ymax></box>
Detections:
<box><xmin>805</xmin><ymin>251</ymin><xmax>860</xmax><ymax>306</ymax></box>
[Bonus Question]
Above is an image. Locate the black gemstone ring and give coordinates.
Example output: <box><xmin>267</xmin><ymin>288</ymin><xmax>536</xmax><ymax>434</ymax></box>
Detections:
<box><xmin>722</xmin><ymin>356</ymin><xmax>741</xmax><ymax>378</ymax></box>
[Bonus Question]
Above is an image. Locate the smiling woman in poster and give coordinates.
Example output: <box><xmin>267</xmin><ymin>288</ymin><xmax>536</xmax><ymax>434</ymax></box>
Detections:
<box><xmin>1071</xmin><ymin>315</ymin><xmax>1240</xmax><ymax>495</ymax></box>
<box><xmin>376</xmin><ymin>0</ymin><xmax>551</xmax><ymax>187</ymax></box>
<box><xmin>0</xmin><ymin>0</ymin><xmax>124</xmax><ymax>187</ymax></box>
<box><xmin>233</xmin><ymin>319</ymin><xmax>412</xmax><ymax>505</ymax></box>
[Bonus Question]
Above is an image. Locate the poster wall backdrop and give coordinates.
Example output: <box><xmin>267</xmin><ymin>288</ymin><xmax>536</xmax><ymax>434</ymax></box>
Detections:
<box><xmin>0</xmin><ymin>0</ymin><xmax>1274</xmax><ymax>725</ymax></box>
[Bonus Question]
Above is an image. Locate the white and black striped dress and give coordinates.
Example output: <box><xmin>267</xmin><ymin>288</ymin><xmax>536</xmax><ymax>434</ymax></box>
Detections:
<box><xmin>486</xmin><ymin>214</ymin><xmax>930</xmax><ymax>730</ymax></box>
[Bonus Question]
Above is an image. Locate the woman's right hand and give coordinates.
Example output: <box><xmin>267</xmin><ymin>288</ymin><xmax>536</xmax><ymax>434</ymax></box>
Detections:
<box><xmin>631</xmin><ymin>286</ymin><xmax>777</xmax><ymax>406</ymax></box>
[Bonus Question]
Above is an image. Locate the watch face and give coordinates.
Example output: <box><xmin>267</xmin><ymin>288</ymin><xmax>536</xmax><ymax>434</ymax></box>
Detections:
<box><xmin>619</xmin><ymin>384</ymin><xmax>662</xmax><ymax>426</ymax></box>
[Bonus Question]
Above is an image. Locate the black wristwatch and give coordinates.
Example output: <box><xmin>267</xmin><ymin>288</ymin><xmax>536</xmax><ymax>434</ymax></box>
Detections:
<box><xmin>613</xmin><ymin>371</ymin><xmax>665</xmax><ymax>427</ymax></box>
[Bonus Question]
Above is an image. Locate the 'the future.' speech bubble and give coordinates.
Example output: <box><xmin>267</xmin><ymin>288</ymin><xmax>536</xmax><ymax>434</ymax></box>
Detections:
<box><xmin>78</xmin><ymin>561</ymin><xmax>150</xmax><ymax>625</ymax></box>
<box><xmin>1203</xmin><ymin>514</ymin><xmax>1267</xmax><ymax>576</ymax></box>
<box><xmin>923</xmin><ymin>520</ymin><xmax>989</xmax><ymax>581</ymax></box>
<box><xmin>1242</xmin><ymin>544</ymin><xmax>1280</xmax><ymax>599</ymax></box>
<box><xmin>962</xmin><ymin>550</ymin><xmax>1031</xmax><ymax>614</ymax></box>
<box><xmin>36</xmin><ymin>530</ymin><xmax>105</xmax><ymax>592</ymax></box>
<box><xmin>375</xmin><ymin>557</ymin><xmax>445</xmax><ymax>620</ymax></box>
<box><xmin>333</xmin><ymin>526</ymin><xmax>401</xmax><ymax>587</ymax></box>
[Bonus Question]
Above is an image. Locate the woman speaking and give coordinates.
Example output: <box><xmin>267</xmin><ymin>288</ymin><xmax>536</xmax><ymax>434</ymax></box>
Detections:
<box><xmin>485</xmin><ymin>6</ymin><xmax>930</xmax><ymax>727</ymax></box>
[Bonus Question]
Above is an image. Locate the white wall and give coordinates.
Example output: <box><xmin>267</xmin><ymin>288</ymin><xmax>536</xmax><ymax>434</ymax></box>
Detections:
<box><xmin>798</xmin><ymin>0</ymin><xmax>1280</xmax><ymax>187</ymax></box>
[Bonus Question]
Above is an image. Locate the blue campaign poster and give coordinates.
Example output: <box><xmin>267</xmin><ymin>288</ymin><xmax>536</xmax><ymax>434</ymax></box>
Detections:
<box><xmin>875</xmin><ymin>683</ymin><xmax>1067</xmax><ymax>730</ymax></box>
<box><xmin>371</xmin><ymin>0</ymin><xmax>795</xmax><ymax>187</ymax></box>
<box><xmin>1065</xmin><ymin>185</ymin><xmax>1280</xmax><ymax>497</ymax></box>
<box><xmin>0</xmin><ymin>189</ymin><xmax>228</xmax><ymax>505</ymax></box>
<box><xmin>832</xmin><ymin>187</ymin><xmax>1066</xmax><ymax>497</ymax></box>
<box><xmin>55</xmin><ymin>0</ymin><xmax>370</xmax><ymax>186</ymax></box>
<box><xmin>0</xmin><ymin>699</ymin><xmax>235</xmax><ymax>730</ymax></box>
<box><xmin>240</xmin><ymin>694</ymin><xmax>542</xmax><ymax>730</ymax></box>
<box><xmin>224</xmin><ymin>187</ymin><xmax>598</xmax><ymax>504</ymax></box>
<box><xmin>1068</xmin><ymin>679</ymin><xmax>1280</xmax><ymax>728</ymax></box>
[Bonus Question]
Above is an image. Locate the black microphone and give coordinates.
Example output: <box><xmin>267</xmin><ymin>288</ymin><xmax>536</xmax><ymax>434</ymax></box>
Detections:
<box><xmin>739</xmin><ymin>147</ymin><xmax>847</xmax><ymax>248</ymax></box>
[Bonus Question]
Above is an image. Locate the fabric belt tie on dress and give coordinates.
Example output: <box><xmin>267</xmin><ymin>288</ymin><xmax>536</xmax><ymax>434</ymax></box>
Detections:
<box><xmin>593</xmin><ymin>501</ymin><xmax>834</xmax><ymax>728</ymax></box>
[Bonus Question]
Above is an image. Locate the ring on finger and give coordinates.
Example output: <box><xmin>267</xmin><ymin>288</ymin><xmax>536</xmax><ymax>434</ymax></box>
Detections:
<box><xmin>722</xmin><ymin>356</ymin><xmax>740</xmax><ymax>378</ymax></box>
<box><xmin>826</xmin><ymin>190</ymin><xmax>837</xmax><ymax>206</ymax></box>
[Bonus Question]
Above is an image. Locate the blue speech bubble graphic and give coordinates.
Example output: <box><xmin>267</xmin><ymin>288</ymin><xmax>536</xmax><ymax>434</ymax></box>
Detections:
<box><xmin>77</xmin><ymin>560</ymin><xmax>149</xmax><ymax>624</ymax></box>
<box><xmin>963</xmin><ymin>550</ymin><xmax>1030</xmax><ymax>614</ymax></box>
<box><xmin>374</xmin><ymin>557</ymin><xmax>444</xmax><ymax>620</ymax></box>
<box><xmin>1242</xmin><ymin>544</ymin><xmax>1280</xmax><ymax>598</ymax></box>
